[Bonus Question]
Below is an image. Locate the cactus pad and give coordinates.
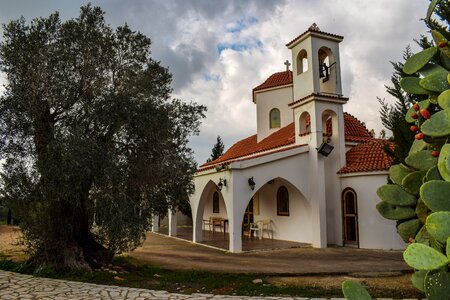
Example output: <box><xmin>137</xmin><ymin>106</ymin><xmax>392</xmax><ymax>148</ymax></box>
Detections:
<box><xmin>421</xmin><ymin>180</ymin><xmax>450</xmax><ymax>212</ymax></box>
<box><xmin>424</xmin><ymin>269</ymin><xmax>450</xmax><ymax>300</ymax></box>
<box><xmin>426</xmin><ymin>211</ymin><xmax>450</xmax><ymax>243</ymax></box>
<box><xmin>401</xmin><ymin>77</ymin><xmax>431</xmax><ymax>96</ymax></box>
<box><xmin>376</xmin><ymin>184</ymin><xmax>417</xmax><ymax>206</ymax></box>
<box><xmin>403</xmin><ymin>47</ymin><xmax>438</xmax><ymax>75</ymax></box>
<box><xmin>426</xmin><ymin>165</ymin><xmax>443</xmax><ymax>181</ymax></box>
<box><xmin>438</xmin><ymin>89</ymin><xmax>450</xmax><ymax>109</ymax></box>
<box><xmin>411</xmin><ymin>270</ymin><xmax>427</xmax><ymax>292</ymax></box>
<box><xmin>409</xmin><ymin>139</ymin><xmax>428</xmax><ymax>155</ymax></box>
<box><xmin>403</xmin><ymin>243</ymin><xmax>449</xmax><ymax>270</ymax></box>
<box><xmin>416</xmin><ymin>198</ymin><xmax>431</xmax><ymax>224</ymax></box>
<box><xmin>376</xmin><ymin>201</ymin><xmax>416</xmax><ymax>220</ymax></box>
<box><xmin>402</xmin><ymin>170</ymin><xmax>427</xmax><ymax>195</ymax></box>
<box><xmin>420</xmin><ymin>71</ymin><xmax>450</xmax><ymax>92</ymax></box>
<box><xmin>405</xmin><ymin>150</ymin><xmax>438</xmax><ymax>170</ymax></box>
<box><xmin>341</xmin><ymin>280</ymin><xmax>372</xmax><ymax>300</ymax></box>
<box><xmin>419</xmin><ymin>63</ymin><xmax>448</xmax><ymax>78</ymax></box>
<box><xmin>397</xmin><ymin>219</ymin><xmax>422</xmax><ymax>242</ymax></box>
<box><xmin>389</xmin><ymin>164</ymin><xmax>413</xmax><ymax>186</ymax></box>
<box><xmin>438</xmin><ymin>144</ymin><xmax>450</xmax><ymax>181</ymax></box>
<box><xmin>421</xmin><ymin>108</ymin><xmax>450</xmax><ymax>138</ymax></box>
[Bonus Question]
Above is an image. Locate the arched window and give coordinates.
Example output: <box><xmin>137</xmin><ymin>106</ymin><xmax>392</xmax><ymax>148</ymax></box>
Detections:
<box><xmin>277</xmin><ymin>186</ymin><xmax>289</xmax><ymax>216</ymax></box>
<box><xmin>299</xmin><ymin>111</ymin><xmax>311</xmax><ymax>136</ymax></box>
<box><xmin>213</xmin><ymin>192</ymin><xmax>220</xmax><ymax>213</ymax></box>
<box><xmin>297</xmin><ymin>49</ymin><xmax>308</xmax><ymax>75</ymax></box>
<box><xmin>270</xmin><ymin>108</ymin><xmax>281</xmax><ymax>129</ymax></box>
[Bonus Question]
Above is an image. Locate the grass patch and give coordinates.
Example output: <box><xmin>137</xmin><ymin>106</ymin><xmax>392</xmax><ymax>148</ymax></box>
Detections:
<box><xmin>0</xmin><ymin>254</ymin><xmax>421</xmax><ymax>298</ymax></box>
<box><xmin>0</xmin><ymin>254</ymin><xmax>343</xmax><ymax>297</ymax></box>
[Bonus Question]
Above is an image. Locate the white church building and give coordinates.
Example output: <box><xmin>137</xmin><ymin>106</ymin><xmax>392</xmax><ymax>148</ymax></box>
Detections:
<box><xmin>186</xmin><ymin>24</ymin><xmax>405</xmax><ymax>253</ymax></box>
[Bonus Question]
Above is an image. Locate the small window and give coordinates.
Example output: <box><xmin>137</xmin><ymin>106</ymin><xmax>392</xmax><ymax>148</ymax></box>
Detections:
<box><xmin>270</xmin><ymin>108</ymin><xmax>281</xmax><ymax>129</ymax></box>
<box><xmin>213</xmin><ymin>192</ymin><xmax>220</xmax><ymax>213</ymax></box>
<box><xmin>297</xmin><ymin>49</ymin><xmax>308</xmax><ymax>75</ymax></box>
<box><xmin>277</xmin><ymin>186</ymin><xmax>289</xmax><ymax>216</ymax></box>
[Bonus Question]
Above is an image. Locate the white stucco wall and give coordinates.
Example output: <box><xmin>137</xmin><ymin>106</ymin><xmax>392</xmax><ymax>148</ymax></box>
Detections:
<box><xmin>340</xmin><ymin>173</ymin><xmax>405</xmax><ymax>250</ymax></box>
<box><xmin>255</xmin><ymin>86</ymin><xmax>293</xmax><ymax>142</ymax></box>
<box><xmin>256</xmin><ymin>179</ymin><xmax>312</xmax><ymax>243</ymax></box>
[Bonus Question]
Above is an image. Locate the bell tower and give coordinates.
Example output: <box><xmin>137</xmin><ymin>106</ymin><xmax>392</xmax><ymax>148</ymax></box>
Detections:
<box><xmin>287</xmin><ymin>23</ymin><xmax>343</xmax><ymax>100</ymax></box>
<box><xmin>286</xmin><ymin>24</ymin><xmax>348</xmax><ymax>248</ymax></box>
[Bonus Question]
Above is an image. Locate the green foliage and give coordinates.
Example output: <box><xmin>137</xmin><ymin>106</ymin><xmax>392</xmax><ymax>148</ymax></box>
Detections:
<box><xmin>426</xmin><ymin>211</ymin><xmax>450</xmax><ymax>243</ymax></box>
<box><xmin>389</xmin><ymin>164</ymin><xmax>413</xmax><ymax>185</ymax></box>
<box><xmin>206</xmin><ymin>135</ymin><xmax>225</xmax><ymax>163</ymax></box>
<box><xmin>420</xmin><ymin>180</ymin><xmax>450</xmax><ymax>212</ymax></box>
<box><xmin>375</xmin><ymin>201</ymin><xmax>416</xmax><ymax>220</ymax></box>
<box><xmin>400</xmin><ymin>77</ymin><xmax>430</xmax><ymax>94</ymax></box>
<box><xmin>341</xmin><ymin>280</ymin><xmax>372</xmax><ymax>300</ymax></box>
<box><xmin>403</xmin><ymin>47</ymin><xmax>438</xmax><ymax>74</ymax></box>
<box><xmin>421</xmin><ymin>108</ymin><xmax>450</xmax><ymax>137</ymax></box>
<box><xmin>376</xmin><ymin>184</ymin><xmax>417</xmax><ymax>205</ymax></box>
<box><xmin>397</xmin><ymin>219</ymin><xmax>422</xmax><ymax>242</ymax></box>
<box><xmin>402</xmin><ymin>170</ymin><xmax>427</xmax><ymax>195</ymax></box>
<box><xmin>403</xmin><ymin>243</ymin><xmax>449</xmax><ymax>270</ymax></box>
<box><xmin>404</xmin><ymin>150</ymin><xmax>438</xmax><ymax>170</ymax></box>
<box><xmin>0</xmin><ymin>5</ymin><xmax>206</xmax><ymax>269</ymax></box>
<box><xmin>424</xmin><ymin>269</ymin><xmax>450</xmax><ymax>300</ymax></box>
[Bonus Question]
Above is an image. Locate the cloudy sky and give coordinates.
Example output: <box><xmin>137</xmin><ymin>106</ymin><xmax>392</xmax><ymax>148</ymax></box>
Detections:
<box><xmin>0</xmin><ymin>0</ymin><xmax>431</xmax><ymax>164</ymax></box>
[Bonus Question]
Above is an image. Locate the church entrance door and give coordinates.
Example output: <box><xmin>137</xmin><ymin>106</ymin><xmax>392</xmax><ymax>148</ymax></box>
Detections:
<box><xmin>342</xmin><ymin>188</ymin><xmax>359</xmax><ymax>247</ymax></box>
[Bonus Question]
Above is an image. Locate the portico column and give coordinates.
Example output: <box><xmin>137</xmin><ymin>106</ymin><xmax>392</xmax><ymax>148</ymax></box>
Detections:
<box><xmin>228</xmin><ymin>213</ymin><xmax>242</xmax><ymax>252</ymax></box>
<box><xmin>151</xmin><ymin>214</ymin><xmax>159</xmax><ymax>232</ymax></box>
<box><xmin>168</xmin><ymin>209</ymin><xmax>177</xmax><ymax>237</ymax></box>
<box><xmin>193</xmin><ymin>206</ymin><xmax>203</xmax><ymax>243</ymax></box>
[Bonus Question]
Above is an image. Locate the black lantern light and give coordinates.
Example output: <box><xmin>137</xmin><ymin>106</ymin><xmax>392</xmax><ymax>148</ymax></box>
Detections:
<box><xmin>248</xmin><ymin>177</ymin><xmax>256</xmax><ymax>190</ymax></box>
<box><xmin>217</xmin><ymin>178</ymin><xmax>227</xmax><ymax>191</ymax></box>
<box><xmin>317</xmin><ymin>141</ymin><xmax>334</xmax><ymax>157</ymax></box>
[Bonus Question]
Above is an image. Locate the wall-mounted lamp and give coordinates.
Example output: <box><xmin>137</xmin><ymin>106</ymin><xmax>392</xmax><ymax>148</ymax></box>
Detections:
<box><xmin>316</xmin><ymin>142</ymin><xmax>334</xmax><ymax>157</ymax></box>
<box><xmin>217</xmin><ymin>178</ymin><xmax>227</xmax><ymax>191</ymax></box>
<box><xmin>248</xmin><ymin>177</ymin><xmax>256</xmax><ymax>190</ymax></box>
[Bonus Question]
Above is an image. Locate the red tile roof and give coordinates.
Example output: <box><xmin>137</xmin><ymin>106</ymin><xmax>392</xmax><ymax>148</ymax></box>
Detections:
<box><xmin>199</xmin><ymin>123</ymin><xmax>296</xmax><ymax>171</ymax></box>
<box><xmin>252</xmin><ymin>70</ymin><xmax>293</xmax><ymax>102</ymax></box>
<box><xmin>342</xmin><ymin>113</ymin><xmax>373</xmax><ymax>142</ymax></box>
<box><xmin>286</xmin><ymin>24</ymin><xmax>344</xmax><ymax>48</ymax></box>
<box><xmin>338</xmin><ymin>140</ymin><xmax>395</xmax><ymax>174</ymax></box>
<box><xmin>199</xmin><ymin>113</ymin><xmax>378</xmax><ymax>172</ymax></box>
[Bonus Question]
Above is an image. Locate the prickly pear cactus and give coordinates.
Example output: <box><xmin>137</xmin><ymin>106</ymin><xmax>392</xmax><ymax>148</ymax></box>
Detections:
<box><xmin>344</xmin><ymin>1</ymin><xmax>450</xmax><ymax>299</ymax></box>
<box><xmin>375</xmin><ymin>6</ymin><xmax>450</xmax><ymax>299</ymax></box>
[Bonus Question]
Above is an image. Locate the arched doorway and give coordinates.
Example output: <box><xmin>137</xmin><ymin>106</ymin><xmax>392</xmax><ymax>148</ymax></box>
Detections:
<box><xmin>342</xmin><ymin>188</ymin><xmax>359</xmax><ymax>247</ymax></box>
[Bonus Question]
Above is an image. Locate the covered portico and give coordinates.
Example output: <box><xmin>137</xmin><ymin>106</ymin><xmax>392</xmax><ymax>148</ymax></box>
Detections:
<box><xmin>189</xmin><ymin>144</ymin><xmax>331</xmax><ymax>252</ymax></box>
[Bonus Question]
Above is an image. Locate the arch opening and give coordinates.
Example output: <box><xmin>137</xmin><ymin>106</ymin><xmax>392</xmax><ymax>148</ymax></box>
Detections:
<box><xmin>297</xmin><ymin>49</ymin><xmax>308</xmax><ymax>75</ymax></box>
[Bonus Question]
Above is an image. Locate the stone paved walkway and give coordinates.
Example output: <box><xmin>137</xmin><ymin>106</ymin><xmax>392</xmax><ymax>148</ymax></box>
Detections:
<box><xmin>0</xmin><ymin>270</ymin><xmax>419</xmax><ymax>300</ymax></box>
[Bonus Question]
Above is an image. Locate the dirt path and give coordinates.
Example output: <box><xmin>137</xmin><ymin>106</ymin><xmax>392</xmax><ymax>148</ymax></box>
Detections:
<box><xmin>0</xmin><ymin>225</ymin><xmax>25</xmax><ymax>260</ymax></box>
<box><xmin>131</xmin><ymin>232</ymin><xmax>409</xmax><ymax>274</ymax></box>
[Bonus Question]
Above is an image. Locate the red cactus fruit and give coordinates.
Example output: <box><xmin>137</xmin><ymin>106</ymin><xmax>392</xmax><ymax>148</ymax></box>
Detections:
<box><xmin>411</xmin><ymin>112</ymin><xmax>419</xmax><ymax>119</ymax></box>
<box><xmin>420</xmin><ymin>109</ymin><xmax>431</xmax><ymax>119</ymax></box>
<box><xmin>432</xmin><ymin>151</ymin><xmax>440</xmax><ymax>157</ymax></box>
<box><xmin>410</xmin><ymin>125</ymin><xmax>419</xmax><ymax>132</ymax></box>
<box><xmin>415</xmin><ymin>133</ymin><xmax>424</xmax><ymax>140</ymax></box>
<box><xmin>413</xmin><ymin>103</ymin><xmax>420</xmax><ymax>111</ymax></box>
<box><xmin>439</xmin><ymin>41</ymin><xmax>447</xmax><ymax>48</ymax></box>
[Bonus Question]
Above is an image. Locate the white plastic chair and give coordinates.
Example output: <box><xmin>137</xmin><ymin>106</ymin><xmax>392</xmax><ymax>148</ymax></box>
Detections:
<box><xmin>249</xmin><ymin>219</ymin><xmax>273</xmax><ymax>239</ymax></box>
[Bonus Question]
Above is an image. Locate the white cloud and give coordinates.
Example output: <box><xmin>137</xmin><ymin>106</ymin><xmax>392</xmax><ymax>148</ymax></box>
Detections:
<box><xmin>0</xmin><ymin>0</ymin><xmax>432</xmax><ymax>164</ymax></box>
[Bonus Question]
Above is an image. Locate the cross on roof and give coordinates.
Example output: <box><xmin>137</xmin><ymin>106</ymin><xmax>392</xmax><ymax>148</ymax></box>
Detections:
<box><xmin>284</xmin><ymin>60</ymin><xmax>291</xmax><ymax>71</ymax></box>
